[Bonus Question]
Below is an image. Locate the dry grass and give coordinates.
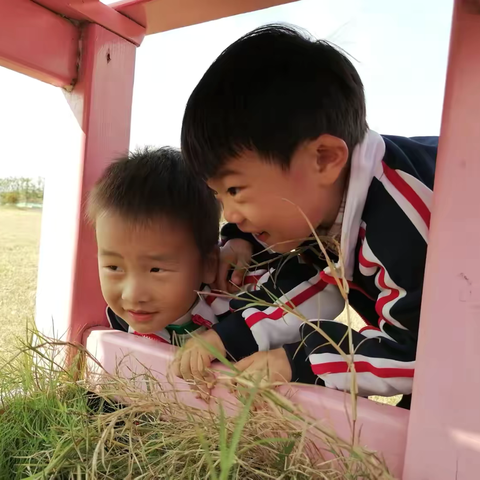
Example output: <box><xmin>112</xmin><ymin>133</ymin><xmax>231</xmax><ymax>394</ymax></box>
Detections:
<box><xmin>0</xmin><ymin>337</ymin><xmax>395</xmax><ymax>479</ymax></box>
<box><xmin>0</xmin><ymin>206</ymin><xmax>41</xmax><ymax>357</ymax></box>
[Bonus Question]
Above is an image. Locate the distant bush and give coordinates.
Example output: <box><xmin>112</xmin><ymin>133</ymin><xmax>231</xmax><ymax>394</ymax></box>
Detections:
<box><xmin>1</xmin><ymin>191</ymin><xmax>20</xmax><ymax>205</ymax></box>
<box><xmin>0</xmin><ymin>176</ymin><xmax>44</xmax><ymax>205</ymax></box>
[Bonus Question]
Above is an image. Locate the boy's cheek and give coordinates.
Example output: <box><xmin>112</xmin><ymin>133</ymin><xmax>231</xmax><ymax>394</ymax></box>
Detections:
<box><xmin>99</xmin><ymin>281</ymin><xmax>119</xmax><ymax>309</ymax></box>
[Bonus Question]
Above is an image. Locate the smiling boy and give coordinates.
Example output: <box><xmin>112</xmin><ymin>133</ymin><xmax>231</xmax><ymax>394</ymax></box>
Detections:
<box><xmin>87</xmin><ymin>147</ymin><xmax>227</xmax><ymax>346</ymax></box>
<box><xmin>174</xmin><ymin>25</ymin><xmax>437</xmax><ymax>407</ymax></box>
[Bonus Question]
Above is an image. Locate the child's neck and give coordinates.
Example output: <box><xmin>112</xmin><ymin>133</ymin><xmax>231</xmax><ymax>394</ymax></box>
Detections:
<box><xmin>321</xmin><ymin>165</ymin><xmax>349</xmax><ymax>229</ymax></box>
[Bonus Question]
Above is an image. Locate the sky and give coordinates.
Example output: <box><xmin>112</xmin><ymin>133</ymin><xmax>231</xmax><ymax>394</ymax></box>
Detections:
<box><xmin>0</xmin><ymin>0</ymin><xmax>453</xmax><ymax>179</ymax></box>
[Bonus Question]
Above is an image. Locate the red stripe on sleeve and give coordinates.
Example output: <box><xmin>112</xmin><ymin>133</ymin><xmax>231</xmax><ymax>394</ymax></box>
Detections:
<box><xmin>320</xmin><ymin>270</ymin><xmax>375</xmax><ymax>301</ymax></box>
<box><xmin>359</xmin><ymin>325</ymin><xmax>381</xmax><ymax>333</ymax></box>
<box><xmin>205</xmin><ymin>294</ymin><xmax>217</xmax><ymax>306</ymax></box>
<box><xmin>358</xmin><ymin>244</ymin><xmax>378</xmax><ymax>269</ymax></box>
<box><xmin>311</xmin><ymin>360</ymin><xmax>414</xmax><ymax>378</ymax></box>
<box><xmin>245</xmin><ymin>275</ymin><xmax>327</xmax><ymax>328</ymax></box>
<box><xmin>243</xmin><ymin>273</ymin><xmax>264</xmax><ymax>285</ymax></box>
<box><xmin>382</xmin><ymin>162</ymin><xmax>431</xmax><ymax>227</ymax></box>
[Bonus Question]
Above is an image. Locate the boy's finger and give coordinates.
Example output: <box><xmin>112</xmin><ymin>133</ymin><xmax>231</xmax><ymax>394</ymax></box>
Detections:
<box><xmin>197</xmin><ymin>355</ymin><xmax>214</xmax><ymax>401</ymax></box>
<box><xmin>182</xmin><ymin>351</ymin><xmax>205</xmax><ymax>399</ymax></box>
<box><xmin>235</xmin><ymin>355</ymin><xmax>256</xmax><ymax>373</ymax></box>
<box><xmin>243</xmin><ymin>367</ymin><xmax>268</xmax><ymax>389</ymax></box>
<box><xmin>180</xmin><ymin>349</ymin><xmax>194</xmax><ymax>382</ymax></box>
<box><xmin>231</xmin><ymin>269</ymin><xmax>245</xmax><ymax>286</ymax></box>
<box><xmin>201</xmin><ymin>357</ymin><xmax>215</xmax><ymax>389</ymax></box>
<box><xmin>227</xmin><ymin>282</ymin><xmax>242</xmax><ymax>294</ymax></box>
<box><xmin>193</xmin><ymin>354</ymin><xmax>206</xmax><ymax>399</ymax></box>
<box><xmin>227</xmin><ymin>269</ymin><xmax>244</xmax><ymax>293</ymax></box>
<box><xmin>234</xmin><ymin>358</ymin><xmax>257</xmax><ymax>387</ymax></box>
<box><xmin>171</xmin><ymin>357</ymin><xmax>181</xmax><ymax>378</ymax></box>
<box><xmin>171</xmin><ymin>347</ymin><xmax>188</xmax><ymax>378</ymax></box>
<box><xmin>190</xmin><ymin>350</ymin><xmax>204</xmax><ymax>383</ymax></box>
<box><xmin>191</xmin><ymin>351</ymin><xmax>212</xmax><ymax>390</ymax></box>
<box><xmin>215</xmin><ymin>260</ymin><xmax>230</xmax><ymax>292</ymax></box>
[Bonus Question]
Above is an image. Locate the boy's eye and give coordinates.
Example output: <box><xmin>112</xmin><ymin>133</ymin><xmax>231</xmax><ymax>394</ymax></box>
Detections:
<box><xmin>106</xmin><ymin>265</ymin><xmax>119</xmax><ymax>272</ymax></box>
<box><xmin>227</xmin><ymin>187</ymin><xmax>240</xmax><ymax>196</ymax></box>
<box><xmin>150</xmin><ymin>267</ymin><xmax>164</xmax><ymax>273</ymax></box>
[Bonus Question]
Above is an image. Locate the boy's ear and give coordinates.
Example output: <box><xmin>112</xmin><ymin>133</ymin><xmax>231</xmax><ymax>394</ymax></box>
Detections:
<box><xmin>309</xmin><ymin>134</ymin><xmax>349</xmax><ymax>186</ymax></box>
<box><xmin>202</xmin><ymin>245</ymin><xmax>219</xmax><ymax>285</ymax></box>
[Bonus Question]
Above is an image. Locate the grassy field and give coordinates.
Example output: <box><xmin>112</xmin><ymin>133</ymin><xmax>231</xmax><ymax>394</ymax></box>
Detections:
<box><xmin>0</xmin><ymin>206</ymin><xmax>42</xmax><ymax>357</ymax></box>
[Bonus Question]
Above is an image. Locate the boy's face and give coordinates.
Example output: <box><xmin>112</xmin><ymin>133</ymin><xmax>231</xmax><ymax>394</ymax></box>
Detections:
<box><xmin>208</xmin><ymin>135</ymin><xmax>348</xmax><ymax>253</ymax></box>
<box><xmin>96</xmin><ymin>212</ymin><xmax>215</xmax><ymax>334</ymax></box>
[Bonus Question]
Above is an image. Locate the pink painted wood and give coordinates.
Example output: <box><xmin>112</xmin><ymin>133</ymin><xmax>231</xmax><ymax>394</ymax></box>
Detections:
<box><xmin>84</xmin><ymin>327</ymin><xmax>409</xmax><ymax>478</ymax></box>
<box><xmin>0</xmin><ymin>0</ymin><xmax>78</xmax><ymax>87</ymax></box>
<box><xmin>35</xmin><ymin>24</ymin><xmax>136</xmax><ymax>344</ymax></box>
<box><xmin>34</xmin><ymin>0</ymin><xmax>146</xmax><ymax>46</ymax></box>
<box><xmin>403</xmin><ymin>2</ymin><xmax>480</xmax><ymax>479</ymax></box>
<box><xmin>113</xmin><ymin>0</ymin><xmax>298</xmax><ymax>35</ymax></box>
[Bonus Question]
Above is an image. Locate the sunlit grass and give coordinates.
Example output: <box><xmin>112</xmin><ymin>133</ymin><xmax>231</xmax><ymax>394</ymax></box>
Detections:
<box><xmin>0</xmin><ymin>332</ymin><xmax>394</xmax><ymax>479</ymax></box>
<box><xmin>0</xmin><ymin>206</ymin><xmax>41</xmax><ymax>358</ymax></box>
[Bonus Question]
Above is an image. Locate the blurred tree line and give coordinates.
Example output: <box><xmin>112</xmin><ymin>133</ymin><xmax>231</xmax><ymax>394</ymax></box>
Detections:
<box><xmin>0</xmin><ymin>177</ymin><xmax>44</xmax><ymax>205</ymax></box>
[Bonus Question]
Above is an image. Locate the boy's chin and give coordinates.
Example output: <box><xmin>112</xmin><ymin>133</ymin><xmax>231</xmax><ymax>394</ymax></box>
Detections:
<box><xmin>129</xmin><ymin>320</ymin><xmax>167</xmax><ymax>334</ymax></box>
<box><xmin>129</xmin><ymin>324</ymin><xmax>153</xmax><ymax>334</ymax></box>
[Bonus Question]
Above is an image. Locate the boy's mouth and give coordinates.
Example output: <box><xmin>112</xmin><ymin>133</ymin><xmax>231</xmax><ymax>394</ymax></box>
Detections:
<box><xmin>253</xmin><ymin>231</ymin><xmax>269</xmax><ymax>243</ymax></box>
<box><xmin>127</xmin><ymin>310</ymin><xmax>157</xmax><ymax>323</ymax></box>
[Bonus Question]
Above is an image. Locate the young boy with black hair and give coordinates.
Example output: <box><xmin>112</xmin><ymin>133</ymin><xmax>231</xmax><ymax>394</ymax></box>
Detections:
<box><xmin>87</xmin><ymin>147</ymin><xmax>228</xmax><ymax>346</ymax></box>
<box><xmin>174</xmin><ymin>24</ymin><xmax>437</xmax><ymax>407</ymax></box>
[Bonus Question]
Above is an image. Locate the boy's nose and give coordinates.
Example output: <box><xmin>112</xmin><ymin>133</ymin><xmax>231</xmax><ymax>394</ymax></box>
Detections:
<box><xmin>223</xmin><ymin>202</ymin><xmax>245</xmax><ymax>225</ymax></box>
<box><xmin>121</xmin><ymin>278</ymin><xmax>150</xmax><ymax>306</ymax></box>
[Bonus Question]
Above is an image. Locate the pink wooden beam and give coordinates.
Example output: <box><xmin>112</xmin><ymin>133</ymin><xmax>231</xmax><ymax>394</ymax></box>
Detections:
<box><xmin>0</xmin><ymin>0</ymin><xmax>78</xmax><ymax>88</ymax></box>
<box><xmin>403</xmin><ymin>1</ymin><xmax>480</xmax><ymax>479</ymax></box>
<box><xmin>113</xmin><ymin>0</ymin><xmax>298</xmax><ymax>35</ymax></box>
<box><xmin>35</xmin><ymin>24</ymin><xmax>136</xmax><ymax>343</ymax></box>
<box><xmin>34</xmin><ymin>0</ymin><xmax>145</xmax><ymax>46</ymax></box>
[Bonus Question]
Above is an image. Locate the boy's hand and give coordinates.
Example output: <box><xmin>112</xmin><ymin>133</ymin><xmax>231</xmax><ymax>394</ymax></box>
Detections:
<box><xmin>234</xmin><ymin>349</ymin><xmax>292</xmax><ymax>385</ymax></box>
<box><xmin>213</xmin><ymin>239</ymin><xmax>253</xmax><ymax>293</ymax></box>
<box><xmin>171</xmin><ymin>329</ymin><xmax>226</xmax><ymax>398</ymax></box>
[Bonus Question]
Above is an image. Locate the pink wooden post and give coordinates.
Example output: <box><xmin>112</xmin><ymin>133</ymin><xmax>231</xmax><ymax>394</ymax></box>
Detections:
<box><xmin>35</xmin><ymin>23</ymin><xmax>137</xmax><ymax>344</ymax></box>
<box><xmin>403</xmin><ymin>1</ymin><xmax>480</xmax><ymax>478</ymax></box>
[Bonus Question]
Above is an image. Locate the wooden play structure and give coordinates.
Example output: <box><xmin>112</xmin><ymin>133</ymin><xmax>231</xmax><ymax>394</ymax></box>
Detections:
<box><xmin>1</xmin><ymin>0</ymin><xmax>479</xmax><ymax>478</ymax></box>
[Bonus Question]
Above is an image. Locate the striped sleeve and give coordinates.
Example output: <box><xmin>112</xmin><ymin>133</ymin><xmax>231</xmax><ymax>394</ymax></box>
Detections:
<box><xmin>213</xmin><ymin>256</ymin><xmax>345</xmax><ymax>361</ymax></box>
<box><xmin>288</xmin><ymin>156</ymin><xmax>433</xmax><ymax>396</ymax></box>
<box><xmin>292</xmin><ymin>320</ymin><xmax>417</xmax><ymax>396</ymax></box>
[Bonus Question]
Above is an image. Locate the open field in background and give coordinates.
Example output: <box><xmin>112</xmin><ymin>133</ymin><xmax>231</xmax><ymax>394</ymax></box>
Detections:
<box><xmin>0</xmin><ymin>206</ymin><xmax>397</xmax><ymax>404</ymax></box>
<box><xmin>0</xmin><ymin>207</ymin><xmax>41</xmax><ymax>356</ymax></box>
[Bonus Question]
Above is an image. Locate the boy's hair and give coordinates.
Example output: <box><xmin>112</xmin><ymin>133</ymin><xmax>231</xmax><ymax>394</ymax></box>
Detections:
<box><xmin>87</xmin><ymin>147</ymin><xmax>220</xmax><ymax>256</ymax></box>
<box><xmin>181</xmin><ymin>24</ymin><xmax>367</xmax><ymax>178</ymax></box>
